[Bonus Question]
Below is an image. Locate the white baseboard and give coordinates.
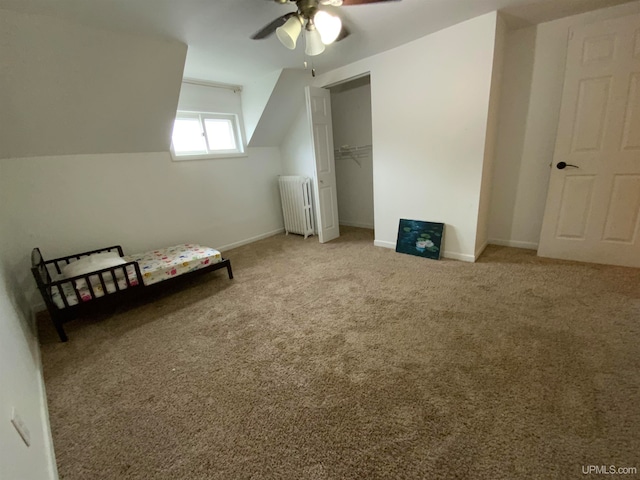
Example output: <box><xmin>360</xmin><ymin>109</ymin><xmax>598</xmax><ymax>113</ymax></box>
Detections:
<box><xmin>375</xmin><ymin>239</ymin><xmax>475</xmax><ymax>263</ymax></box>
<box><xmin>442</xmin><ymin>251</ymin><xmax>475</xmax><ymax>262</ymax></box>
<box><xmin>474</xmin><ymin>241</ymin><xmax>488</xmax><ymax>261</ymax></box>
<box><xmin>217</xmin><ymin>228</ymin><xmax>285</xmax><ymax>252</ymax></box>
<box><xmin>374</xmin><ymin>239</ymin><xmax>395</xmax><ymax>249</ymax></box>
<box><xmin>488</xmin><ymin>238</ymin><xmax>538</xmax><ymax>250</ymax></box>
<box><xmin>340</xmin><ymin>221</ymin><xmax>374</xmax><ymax>230</ymax></box>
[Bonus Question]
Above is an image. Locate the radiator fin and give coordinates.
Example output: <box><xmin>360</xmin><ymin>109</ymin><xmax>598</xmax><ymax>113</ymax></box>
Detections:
<box><xmin>278</xmin><ymin>176</ymin><xmax>314</xmax><ymax>239</ymax></box>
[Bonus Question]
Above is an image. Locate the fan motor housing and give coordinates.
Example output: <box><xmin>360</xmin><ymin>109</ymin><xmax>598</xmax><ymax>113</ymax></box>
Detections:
<box><xmin>297</xmin><ymin>0</ymin><xmax>320</xmax><ymax>19</ymax></box>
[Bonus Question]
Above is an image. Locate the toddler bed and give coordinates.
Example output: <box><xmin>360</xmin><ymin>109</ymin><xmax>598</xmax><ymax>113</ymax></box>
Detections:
<box><xmin>31</xmin><ymin>243</ymin><xmax>233</xmax><ymax>342</ymax></box>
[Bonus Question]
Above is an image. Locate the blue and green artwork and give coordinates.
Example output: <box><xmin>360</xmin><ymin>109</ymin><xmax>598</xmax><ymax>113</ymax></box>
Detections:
<box><xmin>395</xmin><ymin>219</ymin><xmax>444</xmax><ymax>260</ymax></box>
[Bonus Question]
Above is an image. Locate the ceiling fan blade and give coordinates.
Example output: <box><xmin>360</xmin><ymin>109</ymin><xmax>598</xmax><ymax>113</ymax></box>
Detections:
<box><xmin>341</xmin><ymin>0</ymin><xmax>401</xmax><ymax>5</ymax></box>
<box><xmin>251</xmin><ymin>12</ymin><xmax>295</xmax><ymax>40</ymax></box>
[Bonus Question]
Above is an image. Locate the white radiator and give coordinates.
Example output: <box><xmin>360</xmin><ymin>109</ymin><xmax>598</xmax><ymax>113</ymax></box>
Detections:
<box><xmin>278</xmin><ymin>176</ymin><xmax>314</xmax><ymax>239</ymax></box>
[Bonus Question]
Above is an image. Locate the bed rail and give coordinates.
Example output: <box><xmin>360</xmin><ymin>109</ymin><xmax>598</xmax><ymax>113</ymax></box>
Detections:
<box><xmin>31</xmin><ymin>247</ymin><xmax>142</xmax><ymax>342</ymax></box>
<box><xmin>47</xmin><ymin>262</ymin><xmax>143</xmax><ymax>309</ymax></box>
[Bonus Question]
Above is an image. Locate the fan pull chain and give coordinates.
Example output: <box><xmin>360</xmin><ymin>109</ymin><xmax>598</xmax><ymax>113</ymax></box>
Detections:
<box><xmin>304</xmin><ymin>60</ymin><xmax>316</xmax><ymax>77</ymax></box>
<box><xmin>302</xmin><ymin>31</ymin><xmax>316</xmax><ymax>77</ymax></box>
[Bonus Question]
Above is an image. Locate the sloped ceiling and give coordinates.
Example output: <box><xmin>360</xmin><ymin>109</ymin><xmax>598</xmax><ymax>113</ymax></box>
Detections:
<box><xmin>0</xmin><ymin>9</ymin><xmax>187</xmax><ymax>159</ymax></box>
<box><xmin>248</xmin><ymin>69</ymin><xmax>312</xmax><ymax>147</ymax></box>
<box><xmin>0</xmin><ymin>0</ymin><xmax>635</xmax><ymax>86</ymax></box>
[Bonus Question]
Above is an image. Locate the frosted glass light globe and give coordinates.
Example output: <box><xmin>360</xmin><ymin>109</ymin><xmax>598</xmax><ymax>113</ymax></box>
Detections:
<box><xmin>314</xmin><ymin>10</ymin><xmax>342</xmax><ymax>45</ymax></box>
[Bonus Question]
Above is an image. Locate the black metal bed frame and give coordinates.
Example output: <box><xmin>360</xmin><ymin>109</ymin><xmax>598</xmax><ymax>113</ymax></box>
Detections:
<box><xmin>31</xmin><ymin>245</ymin><xmax>233</xmax><ymax>342</ymax></box>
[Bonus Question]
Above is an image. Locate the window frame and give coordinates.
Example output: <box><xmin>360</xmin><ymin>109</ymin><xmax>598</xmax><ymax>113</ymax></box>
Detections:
<box><xmin>170</xmin><ymin>110</ymin><xmax>246</xmax><ymax>161</ymax></box>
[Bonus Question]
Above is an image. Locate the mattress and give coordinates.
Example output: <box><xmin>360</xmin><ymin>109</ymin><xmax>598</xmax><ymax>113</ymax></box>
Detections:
<box><xmin>51</xmin><ymin>244</ymin><xmax>222</xmax><ymax>309</ymax></box>
<box><xmin>124</xmin><ymin>244</ymin><xmax>222</xmax><ymax>287</ymax></box>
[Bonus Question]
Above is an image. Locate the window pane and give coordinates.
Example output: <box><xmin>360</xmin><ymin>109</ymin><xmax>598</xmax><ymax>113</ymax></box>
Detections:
<box><xmin>204</xmin><ymin>118</ymin><xmax>237</xmax><ymax>151</ymax></box>
<box><xmin>172</xmin><ymin>118</ymin><xmax>207</xmax><ymax>154</ymax></box>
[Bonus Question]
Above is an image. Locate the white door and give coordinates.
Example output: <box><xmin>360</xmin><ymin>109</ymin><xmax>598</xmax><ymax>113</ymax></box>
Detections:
<box><xmin>306</xmin><ymin>86</ymin><xmax>340</xmax><ymax>243</ymax></box>
<box><xmin>538</xmin><ymin>14</ymin><xmax>640</xmax><ymax>268</ymax></box>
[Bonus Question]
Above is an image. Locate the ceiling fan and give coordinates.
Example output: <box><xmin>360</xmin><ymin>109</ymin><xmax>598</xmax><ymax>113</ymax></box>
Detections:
<box><xmin>252</xmin><ymin>0</ymin><xmax>401</xmax><ymax>56</ymax></box>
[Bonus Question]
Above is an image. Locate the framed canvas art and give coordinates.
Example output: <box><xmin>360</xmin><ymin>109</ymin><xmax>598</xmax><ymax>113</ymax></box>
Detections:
<box><xmin>395</xmin><ymin>219</ymin><xmax>444</xmax><ymax>260</ymax></box>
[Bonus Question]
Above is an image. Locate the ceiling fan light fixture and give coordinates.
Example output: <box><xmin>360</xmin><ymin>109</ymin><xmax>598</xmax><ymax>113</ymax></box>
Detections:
<box><xmin>276</xmin><ymin>15</ymin><xmax>303</xmax><ymax>50</ymax></box>
<box><xmin>305</xmin><ymin>24</ymin><xmax>326</xmax><ymax>56</ymax></box>
<box><xmin>314</xmin><ymin>10</ymin><xmax>342</xmax><ymax>45</ymax></box>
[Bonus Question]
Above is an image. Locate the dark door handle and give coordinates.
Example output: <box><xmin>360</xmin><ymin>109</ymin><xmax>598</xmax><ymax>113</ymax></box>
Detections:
<box><xmin>557</xmin><ymin>162</ymin><xmax>579</xmax><ymax>170</ymax></box>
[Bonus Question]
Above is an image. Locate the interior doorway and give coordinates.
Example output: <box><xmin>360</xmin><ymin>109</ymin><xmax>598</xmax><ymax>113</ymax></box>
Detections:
<box><xmin>537</xmin><ymin>13</ymin><xmax>640</xmax><ymax>267</ymax></box>
<box><xmin>328</xmin><ymin>75</ymin><xmax>374</xmax><ymax>232</ymax></box>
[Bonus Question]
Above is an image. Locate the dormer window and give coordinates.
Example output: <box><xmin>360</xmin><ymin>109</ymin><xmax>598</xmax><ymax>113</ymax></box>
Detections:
<box><xmin>171</xmin><ymin>111</ymin><xmax>245</xmax><ymax>160</ymax></box>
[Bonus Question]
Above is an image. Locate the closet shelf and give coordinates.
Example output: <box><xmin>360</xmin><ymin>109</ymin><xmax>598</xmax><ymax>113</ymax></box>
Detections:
<box><xmin>334</xmin><ymin>144</ymin><xmax>372</xmax><ymax>167</ymax></box>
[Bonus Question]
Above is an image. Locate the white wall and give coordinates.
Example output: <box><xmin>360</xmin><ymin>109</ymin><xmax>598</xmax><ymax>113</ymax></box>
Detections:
<box><xmin>486</xmin><ymin>26</ymin><xmax>538</xmax><ymax>249</ymax></box>
<box><xmin>280</xmin><ymin>106</ymin><xmax>318</xmax><ymax>232</ymax></box>
<box><xmin>0</xmin><ymin>163</ymin><xmax>57</xmax><ymax>479</ymax></box>
<box><xmin>1</xmin><ymin>149</ymin><xmax>284</xmax><ymax>308</ymax></box>
<box><xmin>0</xmin><ymin>9</ymin><xmax>186</xmax><ymax>159</ymax></box>
<box><xmin>475</xmin><ymin>15</ymin><xmax>506</xmax><ymax>256</ymax></box>
<box><xmin>281</xmin><ymin>107</ymin><xmax>315</xmax><ymax>178</ymax></box>
<box><xmin>242</xmin><ymin>70</ymin><xmax>282</xmax><ymax>145</ymax></box>
<box><xmin>0</xmin><ymin>267</ymin><xmax>57</xmax><ymax>480</ymax></box>
<box><xmin>179</xmin><ymin>82</ymin><xmax>244</xmax><ymax>117</ymax></box>
<box><xmin>249</xmin><ymin>69</ymin><xmax>312</xmax><ymax>147</ymax></box>
<box><xmin>314</xmin><ymin>13</ymin><xmax>500</xmax><ymax>261</ymax></box>
<box><xmin>330</xmin><ymin>77</ymin><xmax>375</xmax><ymax>230</ymax></box>
<box><xmin>488</xmin><ymin>0</ymin><xmax>640</xmax><ymax>249</ymax></box>
<box><xmin>0</xmin><ymin>9</ymin><xmax>287</xmax><ymax>312</ymax></box>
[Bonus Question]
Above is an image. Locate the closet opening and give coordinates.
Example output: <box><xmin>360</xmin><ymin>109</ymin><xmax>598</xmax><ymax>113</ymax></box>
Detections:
<box><xmin>328</xmin><ymin>75</ymin><xmax>374</xmax><ymax>234</ymax></box>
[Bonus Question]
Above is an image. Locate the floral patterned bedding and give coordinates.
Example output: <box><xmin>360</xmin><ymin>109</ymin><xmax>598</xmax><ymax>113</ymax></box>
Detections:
<box><xmin>51</xmin><ymin>244</ymin><xmax>222</xmax><ymax>309</ymax></box>
<box><xmin>124</xmin><ymin>244</ymin><xmax>222</xmax><ymax>287</ymax></box>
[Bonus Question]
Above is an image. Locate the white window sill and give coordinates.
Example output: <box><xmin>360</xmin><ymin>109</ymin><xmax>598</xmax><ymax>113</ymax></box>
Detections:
<box><xmin>171</xmin><ymin>151</ymin><xmax>248</xmax><ymax>162</ymax></box>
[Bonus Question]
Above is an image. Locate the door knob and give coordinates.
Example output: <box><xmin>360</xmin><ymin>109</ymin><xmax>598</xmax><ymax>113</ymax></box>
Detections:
<box><xmin>557</xmin><ymin>162</ymin><xmax>579</xmax><ymax>170</ymax></box>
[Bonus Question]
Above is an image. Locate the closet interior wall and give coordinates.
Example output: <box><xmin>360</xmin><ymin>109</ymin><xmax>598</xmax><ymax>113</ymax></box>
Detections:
<box><xmin>329</xmin><ymin>76</ymin><xmax>374</xmax><ymax>230</ymax></box>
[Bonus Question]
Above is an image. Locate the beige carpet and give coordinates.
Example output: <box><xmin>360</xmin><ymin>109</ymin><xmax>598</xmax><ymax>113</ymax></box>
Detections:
<box><xmin>39</xmin><ymin>227</ymin><xmax>640</xmax><ymax>480</ymax></box>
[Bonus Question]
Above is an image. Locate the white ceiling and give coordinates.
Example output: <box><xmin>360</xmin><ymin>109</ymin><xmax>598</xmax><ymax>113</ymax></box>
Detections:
<box><xmin>0</xmin><ymin>0</ymin><xmax>635</xmax><ymax>85</ymax></box>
